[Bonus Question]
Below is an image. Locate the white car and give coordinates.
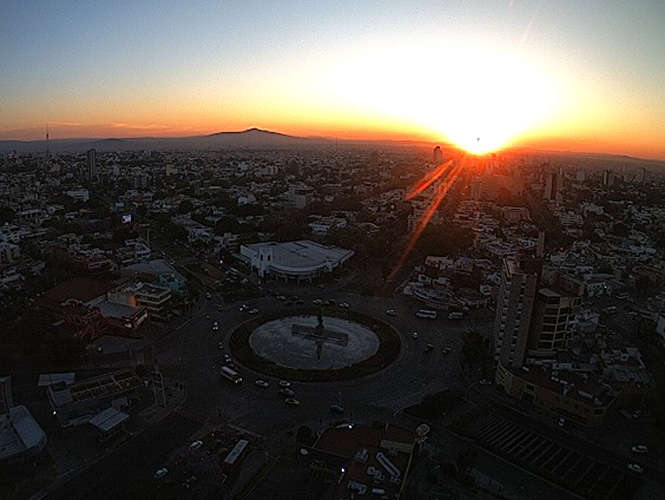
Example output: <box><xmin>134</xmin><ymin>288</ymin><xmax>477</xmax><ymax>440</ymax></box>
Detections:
<box><xmin>631</xmin><ymin>445</ymin><xmax>649</xmax><ymax>454</ymax></box>
<box><xmin>189</xmin><ymin>440</ymin><xmax>203</xmax><ymax>450</ymax></box>
<box><xmin>255</xmin><ymin>379</ymin><xmax>269</xmax><ymax>388</ymax></box>
<box><xmin>279</xmin><ymin>380</ymin><xmax>291</xmax><ymax>388</ymax></box>
<box><xmin>479</xmin><ymin>379</ymin><xmax>491</xmax><ymax>386</ymax></box>
<box><xmin>217</xmin><ymin>342</ymin><xmax>224</xmax><ymax>350</ymax></box>
<box><xmin>312</xmin><ymin>299</ymin><xmax>323</xmax><ymax>305</ymax></box>
<box><xmin>339</xmin><ymin>302</ymin><xmax>349</xmax><ymax>309</ymax></box>
<box><xmin>386</xmin><ymin>309</ymin><xmax>397</xmax><ymax>316</ymax></box>
<box><xmin>154</xmin><ymin>467</ymin><xmax>168</xmax><ymax>479</ymax></box>
<box><xmin>212</xmin><ymin>322</ymin><xmax>219</xmax><ymax>331</ymax></box>
<box><xmin>628</xmin><ymin>463</ymin><xmax>644</xmax><ymax>474</ymax></box>
<box><xmin>412</xmin><ymin>332</ymin><xmax>419</xmax><ymax>339</ymax></box>
<box><xmin>249</xmin><ymin>308</ymin><xmax>259</xmax><ymax>315</ymax></box>
<box><xmin>224</xmin><ymin>354</ymin><xmax>232</xmax><ymax>363</ymax></box>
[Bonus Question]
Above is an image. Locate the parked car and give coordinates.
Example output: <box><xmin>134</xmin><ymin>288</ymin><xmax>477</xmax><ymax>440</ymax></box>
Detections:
<box><xmin>189</xmin><ymin>440</ymin><xmax>203</xmax><ymax>450</ymax></box>
<box><xmin>339</xmin><ymin>302</ymin><xmax>350</xmax><ymax>309</ymax></box>
<box><xmin>279</xmin><ymin>387</ymin><xmax>295</xmax><ymax>397</ymax></box>
<box><xmin>631</xmin><ymin>445</ymin><xmax>649</xmax><ymax>454</ymax></box>
<box><xmin>628</xmin><ymin>463</ymin><xmax>644</xmax><ymax>474</ymax></box>
<box><xmin>249</xmin><ymin>308</ymin><xmax>259</xmax><ymax>315</ymax></box>
<box><xmin>284</xmin><ymin>398</ymin><xmax>301</xmax><ymax>406</ymax></box>
<box><xmin>412</xmin><ymin>332</ymin><xmax>419</xmax><ymax>339</ymax></box>
<box><xmin>279</xmin><ymin>380</ymin><xmax>291</xmax><ymax>387</ymax></box>
<box><xmin>255</xmin><ymin>380</ymin><xmax>269</xmax><ymax>388</ymax></box>
<box><xmin>479</xmin><ymin>379</ymin><xmax>491</xmax><ymax>386</ymax></box>
<box><xmin>212</xmin><ymin>322</ymin><xmax>219</xmax><ymax>331</ymax></box>
<box><xmin>424</xmin><ymin>343</ymin><xmax>434</xmax><ymax>353</ymax></box>
<box><xmin>217</xmin><ymin>342</ymin><xmax>224</xmax><ymax>350</ymax></box>
<box><xmin>312</xmin><ymin>299</ymin><xmax>323</xmax><ymax>305</ymax></box>
<box><xmin>386</xmin><ymin>309</ymin><xmax>397</xmax><ymax>316</ymax></box>
<box><xmin>442</xmin><ymin>347</ymin><xmax>451</xmax><ymax>354</ymax></box>
<box><xmin>154</xmin><ymin>468</ymin><xmax>168</xmax><ymax>479</ymax></box>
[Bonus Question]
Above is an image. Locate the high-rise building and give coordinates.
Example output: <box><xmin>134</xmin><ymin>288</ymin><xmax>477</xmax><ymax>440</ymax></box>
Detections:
<box><xmin>635</xmin><ymin>167</ymin><xmax>647</xmax><ymax>184</ymax></box>
<box><xmin>493</xmin><ymin>232</ymin><xmax>584</xmax><ymax>370</ymax></box>
<box><xmin>602</xmin><ymin>169</ymin><xmax>614</xmax><ymax>186</ymax></box>
<box><xmin>526</xmin><ymin>275</ymin><xmax>584</xmax><ymax>358</ymax></box>
<box><xmin>543</xmin><ymin>171</ymin><xmax>557</xmax><ymax>201</ymax></box>
<box><xmin>470</xmin><ymin>177</ymin><xmax>482</xmax><ymax>201</ymax></box>
<box><xmin>493</xmin><ymin>253</ymin><xmax>541</xmax><ymax>369</ymax></box>
<box><xmin>86</xmin><ymin>148</ymin><xmax>97</xmax><ymax>182</ymax></box>
<box><xmin>433</xmin><ymin>146</ymin><xmax>443</xmax><ymax>164</ymax></box>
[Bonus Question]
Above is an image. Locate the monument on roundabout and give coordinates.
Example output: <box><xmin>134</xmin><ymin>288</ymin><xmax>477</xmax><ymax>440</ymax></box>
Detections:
<box><xmin>291</xmin><ymin>308</ymin><xmax>348</xmax><ymax>359</ymax></box>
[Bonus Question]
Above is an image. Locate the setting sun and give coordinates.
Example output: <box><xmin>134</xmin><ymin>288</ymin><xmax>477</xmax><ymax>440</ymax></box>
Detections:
<box><xmin>323</xmin><ymin>44</ymin><xmax>560</xmax><ymax>155</ymax></box>
<box><xmin>430</xmin><ymin>48</ymin><xmax>560</xmax><ymax>155</ymax></box>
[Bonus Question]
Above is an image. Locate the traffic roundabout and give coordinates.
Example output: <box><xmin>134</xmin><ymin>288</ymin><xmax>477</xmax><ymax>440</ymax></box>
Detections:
<box><xmin>228</xmin><ymin>307</ymin><xmax>401</xmax><ymax>382</ymax></box>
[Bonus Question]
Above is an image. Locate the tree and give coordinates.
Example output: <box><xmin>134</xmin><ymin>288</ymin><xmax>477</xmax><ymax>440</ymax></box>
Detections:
<box><xmin>215</xmin><ymin>216</ymin><xmax>241</xmax><ymax>235</ymax></box>
<box><xmin>179</xmin><ymin>200</ymin><xmax>194</xmax><ymax>214</ymax></box>
<box><xmin>416</xmin><ymin>222</ymin><xmax>473</xmax><ymax>257</ymax></box>
<box><xmin>612</xmin><ymin>222</ymin><xmax>629</xmax><ymax>237</ymax></box>
<box><xmin>296</xmin><ymin>425</ymin><xmax>315</xmax><ymax>445</ymax></box>
<box><xmin>0</xmin><ymin>205</ymin><xmax>15</xmax><ymax>224</ymax></box>
<box><xmin>636</xmin><ymin>275</ymin><xmax>653</xmax><ymax>292</ymax></box>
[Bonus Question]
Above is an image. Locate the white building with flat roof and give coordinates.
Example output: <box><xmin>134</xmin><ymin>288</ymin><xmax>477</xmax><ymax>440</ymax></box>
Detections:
<box><xmin>240</xmin><ymin>240</ymin><xmax>354</xmax><ymax>282</ymax></box>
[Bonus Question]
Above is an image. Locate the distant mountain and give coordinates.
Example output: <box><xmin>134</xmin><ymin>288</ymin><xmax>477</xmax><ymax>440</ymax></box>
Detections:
<box><xmin>0</xmin><ymin>128</ymin><xmax>332</xmax><ymax>153</ymax></box>
<box><xmin>0</xmin><ymin>129</ymin><xmax>663</xmax><ymax>167</ymax></box>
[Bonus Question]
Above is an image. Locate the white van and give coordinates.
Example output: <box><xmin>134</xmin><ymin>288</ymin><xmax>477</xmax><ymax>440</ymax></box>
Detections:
<box><xmin>416</xmin><ymin>309</ymin><xmax>437</xmax><ymax>319</ymax></box>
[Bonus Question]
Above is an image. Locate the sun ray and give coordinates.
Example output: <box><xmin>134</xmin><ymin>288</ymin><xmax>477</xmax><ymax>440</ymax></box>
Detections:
<box><xmin>387</xmin><ymin>158</ymin><xmax>465</xmax><ymax>281</ymax></box>
<box><xmin>406</xmin><ymin>159</ymin><xmax>454</xmax><ymax>200</ymax></box>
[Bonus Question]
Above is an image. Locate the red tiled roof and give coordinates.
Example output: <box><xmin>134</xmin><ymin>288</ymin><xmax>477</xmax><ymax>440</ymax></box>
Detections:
<box><xmin>40</xmin><ymin>278</ymin><xmax>116</xmax><ymax>304</ymax></box>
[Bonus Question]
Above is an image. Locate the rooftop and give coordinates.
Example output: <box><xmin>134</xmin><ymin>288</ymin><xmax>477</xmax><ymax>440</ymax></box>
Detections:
<box><xmin>49</xmin><ymin>368</ymin><xmax>142</xmax><ymax>406</ymax></box>
<box><xmin>0</xmin><ymin>406</ymin><xmax>47</xmax><ymax>461</ymax></box>
<box><xmin>244</xmin><ymin>240</ymin><xmax>353</xmax><ymax>270</ymax></box>
<box><xmin>40</xmin><ymin>278</ymin><xmax>116</xmax><ymax>305</ymax></box>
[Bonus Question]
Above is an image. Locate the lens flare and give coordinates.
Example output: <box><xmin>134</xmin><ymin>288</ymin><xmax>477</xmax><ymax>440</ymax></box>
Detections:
<box><xmin>387</xmin><ymin>158</ymin><xmax>465</xmax><ymax>281</ymax></box>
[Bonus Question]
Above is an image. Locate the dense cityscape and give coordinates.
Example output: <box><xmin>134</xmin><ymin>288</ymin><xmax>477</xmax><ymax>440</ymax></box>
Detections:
<box><xmin>3</xmin><ymin>1</ymin><xmax>665</xmax><ymax>499</ymax></box>
<box><xmin>1</xmin><ymin>136</ymin><xmax>665</xmax><ymax>499</ymax></box>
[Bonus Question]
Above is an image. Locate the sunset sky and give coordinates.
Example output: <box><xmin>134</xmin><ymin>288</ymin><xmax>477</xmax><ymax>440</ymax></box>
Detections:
<box><xmin>2</xmin><ymin>1</ymin><xmax>664</xmax><ymax>159</ymax></box>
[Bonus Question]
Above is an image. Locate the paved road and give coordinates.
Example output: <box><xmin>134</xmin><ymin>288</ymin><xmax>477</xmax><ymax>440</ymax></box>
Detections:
<box><xmin>45</xmin><ymin>412</ymin><xmax>200</xmax><ymax>500</ymax></box>
<box><xmin>154</xmin><ymin>283</ymin><xmax>491</xmax><ymax>438</ymax></box>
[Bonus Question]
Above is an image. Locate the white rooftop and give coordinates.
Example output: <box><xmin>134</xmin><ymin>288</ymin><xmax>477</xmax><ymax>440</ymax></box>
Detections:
<box><xmin>244</xmin><ymin>240</ymin><xmax>353</xmax><ymax>269</ymax></box>
<box><xmin>88</xmin><ymin>407</ymin><xmax>129</xmax><ymax>432</ymax></box>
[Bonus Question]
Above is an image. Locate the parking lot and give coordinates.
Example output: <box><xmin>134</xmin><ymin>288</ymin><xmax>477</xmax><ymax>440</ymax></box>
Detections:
<box><xmin>461</xmin><ymin>410</ymin><xmax>642</xmax><ymax>499</ymax></box>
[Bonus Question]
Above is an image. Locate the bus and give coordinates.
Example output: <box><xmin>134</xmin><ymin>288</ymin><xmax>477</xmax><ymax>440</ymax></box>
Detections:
<box><xmin>222</xmin><ymin>439</ymin><xmax>249</xmax><ymax>470</ymax></box>
<box><xmin>416</xmin><ymin>309</ymin><xmax>437</xmax><ymax>319</ymax></box>
<box><xmin>220</xmin><ymin>366</ymin><xmax>243</xmax><ymax>384</ymax></box>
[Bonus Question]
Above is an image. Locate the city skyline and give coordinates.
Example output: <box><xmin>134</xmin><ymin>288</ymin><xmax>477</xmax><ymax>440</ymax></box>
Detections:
<box><xmin>2</xmin><ymin>1</ymin><xmax>665</xmax><ymax>160</ymax></box>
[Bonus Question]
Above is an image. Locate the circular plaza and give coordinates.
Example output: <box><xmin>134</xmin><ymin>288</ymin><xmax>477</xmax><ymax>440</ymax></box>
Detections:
<box><xmin>228</xmin><ymin>309</ymin><xmax>401</xmax><ymax>381</ymax></box>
